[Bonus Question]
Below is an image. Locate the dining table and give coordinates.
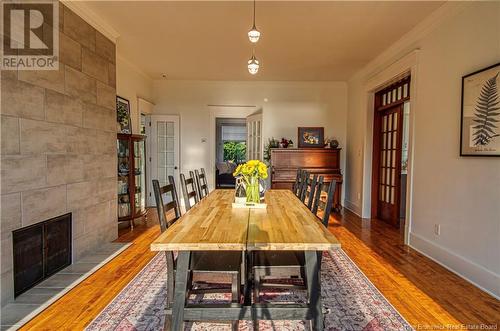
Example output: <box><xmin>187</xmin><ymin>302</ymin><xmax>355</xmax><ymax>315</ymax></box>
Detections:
<box><xmin>151</xmin><ymin>189</ymin><xmax>341</xmax><ymax>331</ymax></box>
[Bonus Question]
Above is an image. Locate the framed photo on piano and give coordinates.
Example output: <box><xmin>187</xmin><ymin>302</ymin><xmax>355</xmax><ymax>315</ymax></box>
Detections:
<box><xmin>298</xmin><ymin>127</ymin><xmax>324</xmax><ymax>148</ymax></box>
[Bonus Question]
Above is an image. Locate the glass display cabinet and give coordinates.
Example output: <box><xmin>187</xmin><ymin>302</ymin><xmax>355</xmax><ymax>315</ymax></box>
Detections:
<box><xmin>117</xmin><ymin>134</ymin><xmax>147</xmax><ymax>229</ymax></box>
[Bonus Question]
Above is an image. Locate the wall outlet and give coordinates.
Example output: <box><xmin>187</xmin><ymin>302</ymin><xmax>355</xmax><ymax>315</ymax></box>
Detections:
<box><xmin>434</xmin><ymin>224</ymin><xmax>441</xmax><ymax>236</ymax></box>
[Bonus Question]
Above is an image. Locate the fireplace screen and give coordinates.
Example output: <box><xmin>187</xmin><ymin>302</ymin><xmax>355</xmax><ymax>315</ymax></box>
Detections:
<box><xmin>13</xmin><ymin>213</ymin><xmax>72</xmax><ymax>297</ymax></box>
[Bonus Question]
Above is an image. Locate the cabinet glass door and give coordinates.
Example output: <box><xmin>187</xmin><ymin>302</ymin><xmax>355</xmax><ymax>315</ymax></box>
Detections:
<box><xmin>117</xmin><ymin>138</ymin><xmax>131</xmax><ymax>218</ymax></box>
<box><xmin>134</xmin><ymin>139</ymin><xmax>146</xmax><ymax>214</ymax></box>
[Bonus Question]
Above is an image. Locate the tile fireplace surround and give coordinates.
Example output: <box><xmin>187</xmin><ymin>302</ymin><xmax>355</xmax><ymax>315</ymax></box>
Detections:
<box><xmin>1</xmin><ymin>2</ymin><xmax>118</xmax><ymax>306</ymax></box>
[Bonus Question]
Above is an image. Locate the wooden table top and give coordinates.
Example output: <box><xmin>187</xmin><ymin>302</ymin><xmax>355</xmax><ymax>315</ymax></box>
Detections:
<box><xmin>247</xmin><ymin>190</ymin><xmax>340</xmax><ymax>251</ymax></box>
<box><xmin>150</xmin><ymin>189</ymin><xmax>340</xmax><ymax>252</ymax></box>
<box><xmin>150</xmin><ymin>190</ymin><xmax>248</xmax><ymax>251</ymax></box>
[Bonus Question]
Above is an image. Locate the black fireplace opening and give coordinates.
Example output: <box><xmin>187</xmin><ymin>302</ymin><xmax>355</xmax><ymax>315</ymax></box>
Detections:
<box><xmin>13</xmin><ymin>213</ymin><xmax>72</xmax><ymax>297</ymax></box>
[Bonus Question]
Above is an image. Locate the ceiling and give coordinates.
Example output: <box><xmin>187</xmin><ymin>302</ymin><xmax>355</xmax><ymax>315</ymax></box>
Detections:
<box><xmin>82</xmin><ymin>1</ymin><xmax>444</xmax><ymax>81</ymax></box>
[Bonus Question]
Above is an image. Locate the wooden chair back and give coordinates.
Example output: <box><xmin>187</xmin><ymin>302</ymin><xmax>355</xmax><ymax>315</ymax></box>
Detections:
<box><xmin>304</xmin><ymin>174</ymin><xmax>319</xmax><ymax>210</ymax></box>
<box><xmin>297</xmin><ymin>170</ymin><xmax>310</xmax><ymax>201</ymax></box>
<box><xmin>180</xmin><ymin>171</ymin><xmax>199</xmax><ymax>211</ymax></box>
<box><xmin>194</xmin><ymin>168</ymin><xmax>210</xmax><ymax>199</ymax></box>
<box><xmin>292</xmin><ymin>168</ymin><xmax>303</xmax><ymax>196</ymax></box>
<box><xmin>152</xmin><ymin>176</ymin><xmax>181</xmax><ymax>233</ymax></box>
<box><xmin>311</xmin><ymin>177</ymin><xmax>337</xmax><ymax>227</ymax></box>
<box><xmin>300</xmin><ymin>173</ymin><xmax>318</xmax><ymax>204</ymax></box>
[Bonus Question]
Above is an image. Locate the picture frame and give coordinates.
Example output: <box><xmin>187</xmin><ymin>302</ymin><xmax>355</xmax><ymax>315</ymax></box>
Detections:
<box><xmin>298</xmin><ymin>127</ymin><xmax>324</xmax><ymax>148</ymax></box>
<box><xmin>116</xmin><ymin>96</ymin><xmax>132</xmax><ymax>134</ymax></box>
<box><xmin>460</xmin><ymin>62</ymin><xmax>500</xmax><ymax>157</ymax></box>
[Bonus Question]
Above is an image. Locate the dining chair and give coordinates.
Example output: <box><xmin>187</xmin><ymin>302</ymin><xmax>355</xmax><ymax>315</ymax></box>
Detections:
<box><xmin>251</xmin><ymin>175</ymin><xmax>337</xmax><ymax>307</ymax></box>
<box><xmin>152</xmin><ymin>176</ymin><xmax>181</xmax><ymax>322</ymax></box>
<box><xmin>292</xmin><ymin>168</ymin><xmax>302</xmax><ymax>196</ymax></box>
<box><xmin>153</xmin><ymin>177</ymin><xmax>242</xmax><ymax>330</ymax></box>
<box><xmin>180</xmin><ymin>171</ymin><xmax>199</xmax><ymax>211</ymax></box>
<box><xmin>194</xmin><ymin>168</ymin><xmax>210</xmax><ymax>199</ymax></box>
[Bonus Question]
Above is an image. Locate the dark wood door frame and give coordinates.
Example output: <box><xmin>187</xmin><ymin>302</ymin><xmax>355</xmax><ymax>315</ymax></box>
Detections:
<box><xmin>371</xmin><ymin>77</ymin><xmax>410</xmax><ymax>227</ymax></box>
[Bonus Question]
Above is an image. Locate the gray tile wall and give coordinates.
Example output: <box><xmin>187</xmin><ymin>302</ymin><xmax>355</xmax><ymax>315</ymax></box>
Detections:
<box><xmin>0</xmin><ymin>3</ymin><xmax>117</xmax><ymax>306</ymax></box>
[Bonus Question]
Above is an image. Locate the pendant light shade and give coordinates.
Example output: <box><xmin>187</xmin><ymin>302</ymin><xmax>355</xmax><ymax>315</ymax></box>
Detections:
<box><xmin>248</xmin><ymin>0</ymin><xmax>260</xmax><ymax>43</ymax></box>
<box><xmin>247</xmin><ymin>54</ymin><xmax>260</xmax><ymax>75</ymax></box>
<box><xmin>248</xmin><ymin>26</ymin><xmax>261</xmax><ymax>43</ymax></box>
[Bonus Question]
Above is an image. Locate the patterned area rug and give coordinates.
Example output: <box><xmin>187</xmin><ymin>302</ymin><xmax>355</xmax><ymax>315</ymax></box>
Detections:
<box><xmin>86</xmin><ymin>250</ymin><xmax>413</xmax><ymax>331</ymax></box>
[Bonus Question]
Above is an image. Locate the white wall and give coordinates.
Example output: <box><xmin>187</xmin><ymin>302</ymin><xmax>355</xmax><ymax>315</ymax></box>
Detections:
<box><xmin>345</xmin><ymin>2</ymin><xmax>500</xmax><ymax>297</ymax></box>
<box><xmin>116</xmin><ymin>56</ymin><xmax>154</xmax><ymax>134</ymax></box>
<box><xmin>152</xmin><ymin>80</ymin><xmax>347</xmax><ymax>194</ymax></box>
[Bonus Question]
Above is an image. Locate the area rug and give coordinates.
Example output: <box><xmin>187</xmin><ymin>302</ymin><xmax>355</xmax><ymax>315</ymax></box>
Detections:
<box><xmin>86</xmin><ymin>250</ymin><xmax>413</xmax><ymax>331</ymax></box>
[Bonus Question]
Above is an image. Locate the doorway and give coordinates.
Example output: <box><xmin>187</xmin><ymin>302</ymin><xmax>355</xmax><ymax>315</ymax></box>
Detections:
<box><xmin>215</xmin><ymin>118</ymin><xmax>247</xmax><ymax>188</ymax></box>
<box><xmin>371</xmin><ymin>77</ymin><xmax>410</xmax><ymax>227</ymax></box>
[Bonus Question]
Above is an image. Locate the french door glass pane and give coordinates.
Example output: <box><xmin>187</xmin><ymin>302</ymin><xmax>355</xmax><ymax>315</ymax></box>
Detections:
<box><xmin>157</xmin><ymin>121</ymin><xmax>175</xmax><ymax>186</ymax></box>
<box><xmin>134</xmin><ymin>140</ymin><xmax>146</xmax><ymax>213</ymax></box>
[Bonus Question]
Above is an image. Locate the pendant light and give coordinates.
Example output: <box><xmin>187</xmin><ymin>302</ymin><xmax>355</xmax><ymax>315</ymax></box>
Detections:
<box><xmin>247</xmin><ymin>49</ymin><xmax>260</xmax><ymax>75</ymax></box>
<box><xmin>248</xmin><ymin>0</ymin><xmax>260</xmax><ymax>43</ymax></box>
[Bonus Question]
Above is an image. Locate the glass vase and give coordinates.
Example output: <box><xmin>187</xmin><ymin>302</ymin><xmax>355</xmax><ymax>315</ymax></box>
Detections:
<box><xmin>246</xmin><ymin>176</ymin><xmax>260</xmax><ymax>204</ymax></box>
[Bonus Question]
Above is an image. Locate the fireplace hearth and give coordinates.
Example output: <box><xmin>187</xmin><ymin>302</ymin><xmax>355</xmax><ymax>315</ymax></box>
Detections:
<box><xmin>13</xmin><ymin>213</ymin><xmax>72</xmax><ymax>297</ymax></box>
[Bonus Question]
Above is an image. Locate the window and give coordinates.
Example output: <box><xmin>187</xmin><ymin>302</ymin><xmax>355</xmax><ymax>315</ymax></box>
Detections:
<box><xmin>222</xmin><ymin>125</ymin><xmax>246</xmax><ymax>163</ymax></box>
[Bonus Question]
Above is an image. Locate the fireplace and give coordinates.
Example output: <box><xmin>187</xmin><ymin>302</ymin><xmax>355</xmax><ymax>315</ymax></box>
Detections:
<box><xmin>12</xmin><ymin>213</ymin><xmax>72</xmax><ymax>297</ymax></box>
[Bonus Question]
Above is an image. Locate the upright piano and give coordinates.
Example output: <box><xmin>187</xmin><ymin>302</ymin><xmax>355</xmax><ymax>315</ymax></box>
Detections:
<box><xmin>270</xmin><ymin>148</ymin><xmax>343</xmax><ymax>210</ymax></box>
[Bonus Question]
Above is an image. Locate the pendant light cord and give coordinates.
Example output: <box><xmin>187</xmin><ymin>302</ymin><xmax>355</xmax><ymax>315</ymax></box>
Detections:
<box><xmin>253</xmin><ymin>0</ymin><xmax>256</xmax><ymax>28</ymax></box>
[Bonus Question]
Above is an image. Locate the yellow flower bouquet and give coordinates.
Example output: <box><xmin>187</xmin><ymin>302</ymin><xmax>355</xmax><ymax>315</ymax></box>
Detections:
<box><xmin>233</xmin><ymin>160</ymin><xmax>268</xmax><ymax>203</ymax></box>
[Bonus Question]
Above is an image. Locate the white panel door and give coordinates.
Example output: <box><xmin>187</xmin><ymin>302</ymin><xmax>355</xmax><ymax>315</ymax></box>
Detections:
<box><xmin>147</xmin><ymin>115</ymin><xmax>180</xmax><ymax>206</ymax></box>
<box><xmin>246</xmin><ymin>113</ymin><xmax>263</xmax><ymax>160</ymax></box>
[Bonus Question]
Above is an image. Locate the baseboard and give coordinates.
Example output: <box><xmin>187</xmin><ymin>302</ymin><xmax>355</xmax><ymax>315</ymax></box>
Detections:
<box><xmin>343</xmin><ymin>199</ymin><xmax>362</xmax><ymax>217</ymax></box>
<box><xmin>409</xmin><ymin>232</ymin><xmax>499</xmax><ymax>299</ymax></box>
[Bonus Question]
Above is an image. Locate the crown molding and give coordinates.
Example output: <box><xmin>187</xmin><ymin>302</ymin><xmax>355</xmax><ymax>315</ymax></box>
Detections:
<box><xmin>117</xmin><ymin>54</ymin><xmax>153</xmax><ymax>81</ymax></box>
<box><xmin>61</xmin><ymin>0</ymin><xmax>120</xmax><ymax>43</ymax></box>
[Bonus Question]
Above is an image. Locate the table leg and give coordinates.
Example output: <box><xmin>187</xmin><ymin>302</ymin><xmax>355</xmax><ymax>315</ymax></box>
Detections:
<box><xmin>244</xmin><ymin>251</ymin><xmax>252</xmax><ymax>306</ymax></box>
<box><xmin>305</xmin><ymin>251</ymin><xmax>323</xmax><ymax>331</ymax></box>
<box><xmin>172</xmin><ymin>251</ymin><xmax>191</xmax><ymax>331</ymax></box>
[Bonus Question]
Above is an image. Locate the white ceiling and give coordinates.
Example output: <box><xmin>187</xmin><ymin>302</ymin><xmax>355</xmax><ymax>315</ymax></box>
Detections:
<box><xmin>82</xmin><ymin>1</ymin><xmax>444</xmax><ymax>81</ymax></box>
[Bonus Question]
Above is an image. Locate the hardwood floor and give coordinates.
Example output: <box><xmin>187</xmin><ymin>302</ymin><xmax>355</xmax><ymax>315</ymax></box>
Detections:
<box><xmin>328</xmin><ymin>211</ymin><xmax>499</xmax><ymax>329</ymax></box>
<box><xmin>21</xmin><ymin>209</ymin><xmax>499</xmax><ymax>330</ymax></box>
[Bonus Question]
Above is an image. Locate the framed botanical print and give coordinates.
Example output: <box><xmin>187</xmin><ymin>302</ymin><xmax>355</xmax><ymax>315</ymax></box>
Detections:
<box><xmin>460</xmin><ymin>63</ymin><xmax>500</xmax><ymax>156</ymax></box>
<box><xmin>298</xmin><ymin>127</ymin><xmax>324</xmax><ymax>148</ymax></box>
<box><xmin>116</xmin><ymin>96</ymin><xmax>132</xmax><ymax>134</ymax></box>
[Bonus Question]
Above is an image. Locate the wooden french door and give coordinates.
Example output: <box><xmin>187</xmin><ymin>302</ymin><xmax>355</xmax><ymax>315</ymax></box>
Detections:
<box><xmin>372</xmin><ymin>77</ymin><xmax>410</xmax><ymax>227</ymax></box>
<box><xmin>376</xmin><ymin>105</ymin><xmax>403</xmax><ymax>224</ymax></box>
